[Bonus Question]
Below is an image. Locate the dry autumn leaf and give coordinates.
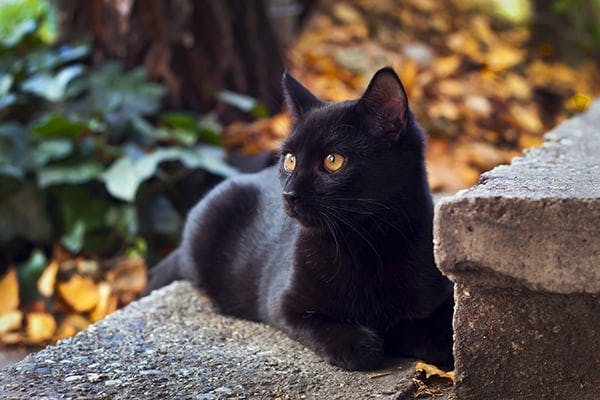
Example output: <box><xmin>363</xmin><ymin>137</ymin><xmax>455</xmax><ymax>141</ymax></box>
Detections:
<box><xmin>429</xmin><ymin>100</ymin><xmax>461</xmax><ymax>121</ymax></box>
<box><xmin>89</xmin><ymin>282</ymin><xmax>118</xmax><ymax>323</ymax></box>
<box><xmin>567</xmin><ymin>93</ymin><xmax>592</xmax><ymax>113</ymax></box>
<box><xmin>414</xmin><ymin>361</ymin><xmax>455</xmax><ymax>381</ymax></box>
<box><xmin>485</xmin><ymin>44</ymin><xmax>524</xmax><ymax>72</ymax></box>
<box><xmin>331</xmin><ymin>3</ymin><xmax>368</xmax><ymax>39</ymax></box>
<box><xmin>413</xmin><ymin>361</ymin><xmax>454</xmax><ymax>398</ymax></box>
<box><xmin>434</xmin><ymin>55</ymin><xmax>461</xmax><ymax>78</ymax></box>
<box><xmin>399</xmin><ymin>60</ymin><xmax>419</xmax><ymax>94</ymax></box>
<box><xmin>37</xmin><ymin>260</ymin><xmax>59</xmax><ymax>298</ymax></box>
<box><xmin>519</xmin><ymin>134</ymin><xmax>543</xmax><ymax>149</ymax></box>
<box><xmin>58</xmin><ymin>275</ymin><xmax>100</xmax><ymax>312</ymax></box>
<box><xmin>437</xmin><ymin>79</ymin><xmax>466</xmax><ymax>98</ymax></box>
<box><xmin>0</xmin><ymin>310</ymin><xmax>23</xmax><ymax>334</ymax></box>
<box><xmin>509</xmin><ymin>104</ymin><xmax>543</xmax><ymax>133</ymax></box>
<box><xmin>26</xmin><ymin>312</ymin><xmax>56</xmax><ymax>342</ymax></box>
<box><xmin>505</xmin><ymin>73</ymin><xmax>531</xmax><ymax>99</ymax></box>
<box><xmin>1</xmin><ymin>332</ymin><xmax>24</xmax><ymax>345</ymax></box>
<box><xmin>0</xmin><ymin>268</ymin><xmax>19</xmax><ymax>313</ymax></box>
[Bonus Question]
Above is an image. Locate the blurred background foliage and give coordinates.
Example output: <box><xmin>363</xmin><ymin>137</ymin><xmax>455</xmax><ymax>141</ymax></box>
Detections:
<box><xmin>0</xmin><ymin>0</ymin><xmax>599</xmax><ymax>348</ymax></box>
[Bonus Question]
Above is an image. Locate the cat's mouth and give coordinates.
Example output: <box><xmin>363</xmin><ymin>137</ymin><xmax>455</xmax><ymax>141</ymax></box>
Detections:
<box><xmin>282</xmin><ymin>198</ymin><xmax>323</xmax><ymax>228</ymax></box>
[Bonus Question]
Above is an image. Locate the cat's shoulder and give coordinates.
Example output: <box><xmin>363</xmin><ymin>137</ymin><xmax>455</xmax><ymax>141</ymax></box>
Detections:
<box><xmin>213</xmin><ymin>165</ymin><xmax>279</xmax><ymax>200</ymax></box>
<box><xmin>188</xmin><ymin>165</ymin><xmax>280</xmax><ymax>221</ymax></box>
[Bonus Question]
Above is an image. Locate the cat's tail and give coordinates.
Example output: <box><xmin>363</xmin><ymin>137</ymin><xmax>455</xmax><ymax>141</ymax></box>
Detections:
<box><xmin>144</xmin><ymin>248</ymin><xmax>183</xmax><ymax>295</ymax></box>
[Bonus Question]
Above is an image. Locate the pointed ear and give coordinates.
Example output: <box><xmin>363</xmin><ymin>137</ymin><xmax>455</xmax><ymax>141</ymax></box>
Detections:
<box><xmin>282</xmin><ymin>71</ymin><xmax>322</xmax><ymax>122</ymax></box>
<box><xmin>357</xmin><ymin>67</ymin><xmax>410</xmax><ymax>141</ymax></box>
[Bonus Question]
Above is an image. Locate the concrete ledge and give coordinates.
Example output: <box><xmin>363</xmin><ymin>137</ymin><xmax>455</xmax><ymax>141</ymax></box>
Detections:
<box><xmin>0</xmin><ymin>281</ymin><xmax>439</xmax><ymax>399</ymax></box>
<box><xmin>435</xmin><ymin>100</ymin><xmax>600</xmax><ymax>294</ymax></box>
<box><xmin>434</xmin><ymin>100</ymin><xmax>600</xmax><ymax>399</ymax></box>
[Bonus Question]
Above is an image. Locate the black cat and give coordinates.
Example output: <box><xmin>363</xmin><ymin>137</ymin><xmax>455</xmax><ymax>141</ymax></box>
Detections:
<box><xmin>146</xmin><ymin>67</ymin><xmax>454</xmax><ymax>371</ymax></box>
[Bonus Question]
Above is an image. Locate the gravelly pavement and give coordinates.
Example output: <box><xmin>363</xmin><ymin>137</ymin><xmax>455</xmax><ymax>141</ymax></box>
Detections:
<box><xmin>0</xmin><ymin>281</ymin><xmax>451</xmax><ymax>399</ymax></box>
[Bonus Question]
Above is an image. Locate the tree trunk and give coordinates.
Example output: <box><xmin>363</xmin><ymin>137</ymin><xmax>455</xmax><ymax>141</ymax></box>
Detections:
<box><xmin>58</xmin><ymin>0</ymin><xmax>285</xmax><ymax>116</ymax></box>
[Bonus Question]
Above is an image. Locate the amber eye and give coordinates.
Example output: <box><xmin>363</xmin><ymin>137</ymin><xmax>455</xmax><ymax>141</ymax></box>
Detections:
<box><xmin>283</xmin><ymin>153</ymin><xmax>296</xmax><ymax>172</ymax></box>
<box><xmin>324</xmin><ymin>153</ymin><xmax>345</xmax><ymax>173</ymax></box>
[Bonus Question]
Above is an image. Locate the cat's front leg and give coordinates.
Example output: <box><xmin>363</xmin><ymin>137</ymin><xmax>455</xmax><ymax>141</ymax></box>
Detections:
<box><xmin>282</xmin><ymin>312</ymin><xmax>385</xmax><ymax>371</ymax></box>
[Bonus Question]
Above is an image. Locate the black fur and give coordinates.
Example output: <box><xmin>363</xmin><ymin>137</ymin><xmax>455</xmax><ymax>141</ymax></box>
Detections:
<box><xmin>147</xmin><ymin>67</ymin><xmax>454</xmax><ymax>370</ymax></box>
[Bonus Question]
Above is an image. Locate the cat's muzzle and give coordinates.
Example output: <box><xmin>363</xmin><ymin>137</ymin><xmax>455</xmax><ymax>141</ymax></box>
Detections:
<box><xmin>282</xmin><ymin>193</ymin><xmax>323</xmax><ymax>228</ymax></box>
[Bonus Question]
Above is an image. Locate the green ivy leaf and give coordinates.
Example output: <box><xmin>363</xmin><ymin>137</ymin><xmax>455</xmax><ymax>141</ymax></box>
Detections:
<box><xmin>103</xmin><ymin>147</ymin><xmax>237</xmax><ymax>202</ymax></box>
<box><xmin>0</xmin><ymin>164</ymin><xmax>23</xmax><ymax>179</ymax></box>
<box><xmin>0</xmin><ymin>73</ymin><xmax>13</xmax><ymax>95</ymax></box>
<box><xmin>197</xmin><ymin>114</ymin><xmax>222</xmax><ymax>145</ymax></box>
<box><xmin>16</xmin><ymin>248</ymin><xmax>47</xmax><ymax>300</ymax></box>
<box><xmin>26</xmin><ymin>43</ymin><xmax>89</xmax><ymax>74</ymax></box>
<box><xmin>178</xmin><ymin>146</ymin><xmax>238</xmax><ymax>178</ymax></box>
<box><xmin>159</xmin><ymin>112</ymin><xmax>222</xmax><ymax>146</ymax></box>
<box><xmin>0</xmin><ymin>0</ymin><xmax>57</xmax><ymax>48</ymax></box>
<box><xmin>0</xmin><ymin>93</ymin><xmax>16</xmax><ymax>109</ymax></box>
<box><xmin>21</xmin><ymin>64</ymin><xmax>84</xmax><ymax>101</ymax></box>
<box><xmin>37</xmin><ymin>162</ymin><xmax>103</xmax><ymax>187</ymax></box>
<box><xmin>60</xmin><ymin>219</ymin><xmax>85</xmax><ymax>253</ymax></box>
<box><xmin>83</xmin><ymin>62</ymin><xmax>166</xmax><ymax>117</ymax></box>
<box><xmin>32</xmin><ymin>113</ymin><xmax>87</xmax><ymax>137</ymax></box>
<box><xmin>30</xmin><ymin>139</ymin><xmax>73</xmax><ymax>167</ymax></box>
<box><xmin>217</xmin><ymin>90</ymin><xmax>269</xmax><ymax>118</ymax></box>
<box><xmin>160</xmin><ymin>112</ymin><xmax>198</xmax><ymax>131</ymax></box>
<box><xmin>102</xmin><ymin>156</ymin><xmax>144</xmax><ymax>202</ymax></box>
<box><xmin>0</xmin><ymin>19</ymin><xmax>36</xmax><ymax>48</ymax></box>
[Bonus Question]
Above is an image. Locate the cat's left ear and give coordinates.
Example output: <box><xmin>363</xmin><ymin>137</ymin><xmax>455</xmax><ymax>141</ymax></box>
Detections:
<box><xmin>282</xmin><ymin>71</ymin><xmax>322</xmax><ymax>122</ymax></box>
<box><xmin>358</xmin><ymin>67</ymin><xmax>409</xmax><ymax>141</ymax></box>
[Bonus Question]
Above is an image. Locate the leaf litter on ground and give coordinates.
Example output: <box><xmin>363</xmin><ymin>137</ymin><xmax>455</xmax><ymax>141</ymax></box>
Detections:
<box><xmin>0</xmin><ymin>247</ymin><xmax>146</xmax><ymax>347</ymax></box>
<box><xmin>223</xmin><ymin>0</ymin><xmax>600</xmax><ymax>192</ymax></box>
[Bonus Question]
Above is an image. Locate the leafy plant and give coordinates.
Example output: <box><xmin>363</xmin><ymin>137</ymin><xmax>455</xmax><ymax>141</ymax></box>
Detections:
<box><xmin>0</xmin><ymin>0</ymin><xmax>237</xmax><ymax>269</ymax></box>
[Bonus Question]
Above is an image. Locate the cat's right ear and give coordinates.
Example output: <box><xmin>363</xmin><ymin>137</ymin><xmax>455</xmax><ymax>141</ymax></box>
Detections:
<box><xmin>282</xmin><ymin>71</ymin><xmax>322</xmax><ymax>122</ymax></box>
<box><xmin>357</xmin><ymin>67</ymin><xmax>410</xmax><ymax>142</ymax></box>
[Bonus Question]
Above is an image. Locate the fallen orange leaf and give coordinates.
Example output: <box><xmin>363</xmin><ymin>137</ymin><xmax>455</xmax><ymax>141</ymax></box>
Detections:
<box><xmin>0</xmin><ymin>310</ymin><xmax>23</xmax><ymax>334</ymax></box>
<box><xmin>509</xmin><ymin>104</ymin><xmax>543</xmax><ymax>133</ymax></box>
<box><xmin>89</xmin><ymin>282</ymin><xmax>118</xmax><ymax>323</ymax></box>
<box><xmin>414</xmin><ymin>361</ymin><xmax>454</xmax><ymax>381</ymax></box>
<box><xmin>1</xmin><ymin>332</ymin><xmax>24</xmax><ymax>345</ymax></box>
<box><xmin>0</xmin><ymin>268</ymin><xmax>19</xmax><ymax>313</ymax></box>
<box><xmin>37</xmin><ymin>260</ymin><xmax>59</xmax><ymax>298</ymax></box>
<box><xmin>519</xmin><ymin>134</ymin><xmax>543</xmax><ymax>149</ymax></box>
<box><xmin>57</xmin><ymin>275</ymin><xmax>99</xmax><ymax>312</ymax></box>
<box><xmin>485</xmin><ymin>44</ymin><xmax>524</xmax><ymax>72</ymax></box>
<box><xmin>567</xmin><ymin>93</ymin><xmax>592</xmax><ymax>113</ymax></box>
<box><xmin>26</xmin><ymin>312</ymin><xmax>56</xmax><ymax>342</ymax></box>
<box><xmin>399</xmin><ymin>61</ymin><xmax>419</xmax><ymax>95</ymax></box>
<box><xmin>434</xmin><ymin>55</ymin><xmax>461</xmax><ymax>78</ymax></box>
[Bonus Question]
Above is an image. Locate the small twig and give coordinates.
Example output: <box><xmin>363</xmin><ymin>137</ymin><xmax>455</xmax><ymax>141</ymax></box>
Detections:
<box><xmin>368</xmin><ymin>371</ymin><xmax>393</xmax><ymax>379</ymax></box>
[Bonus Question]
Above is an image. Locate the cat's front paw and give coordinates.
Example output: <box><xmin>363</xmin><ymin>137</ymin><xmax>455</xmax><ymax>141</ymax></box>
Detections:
<box><xmin>325</xmin><ymin>326</ymin><xmax>384</xmax><ymax>371</ymax></box>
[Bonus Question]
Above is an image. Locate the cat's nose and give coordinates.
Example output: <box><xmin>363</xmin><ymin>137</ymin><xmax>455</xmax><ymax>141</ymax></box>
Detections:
<box><xmin>283</xmin><ymin>190</ymin><xmax>300</xmax><ymax>204</ymax></box>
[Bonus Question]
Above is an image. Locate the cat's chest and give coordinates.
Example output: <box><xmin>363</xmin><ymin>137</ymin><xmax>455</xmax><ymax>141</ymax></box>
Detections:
<box><xmin>293</xmin><ymin>255</ymin><xmax>414</xmax><ymax>327</ymax></box>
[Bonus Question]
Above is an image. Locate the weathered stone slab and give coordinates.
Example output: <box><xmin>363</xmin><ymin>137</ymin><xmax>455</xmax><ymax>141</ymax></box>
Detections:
<box><xmin>434</xmin><ymin>99</ymin><xmax>600</xmax><ymax>399</ymax></box>
<box><xmin>0</xmin><ymin>281</ymin><xmax>446</xmax><ymax>400</ymax></box>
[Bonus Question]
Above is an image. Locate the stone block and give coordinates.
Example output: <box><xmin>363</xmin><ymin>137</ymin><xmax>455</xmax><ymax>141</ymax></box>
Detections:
<box><xmin>434</xmin><ymin>100</ymin><xmax>600</xmax><ymax>399</ymax></box>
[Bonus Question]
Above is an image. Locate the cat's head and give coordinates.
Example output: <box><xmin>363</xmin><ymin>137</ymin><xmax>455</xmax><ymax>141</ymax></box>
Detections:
<box><xmin>279</xmin><ymin>67</ymin><xmax>428</xmax><ymax>230</ymax></box>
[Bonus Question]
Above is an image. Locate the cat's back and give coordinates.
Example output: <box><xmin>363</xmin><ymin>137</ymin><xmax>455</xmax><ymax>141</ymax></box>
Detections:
<box><xmin>179</xmin><ymin>165</ymin><xmax>290</xmax><ymax>319</ymax></box>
